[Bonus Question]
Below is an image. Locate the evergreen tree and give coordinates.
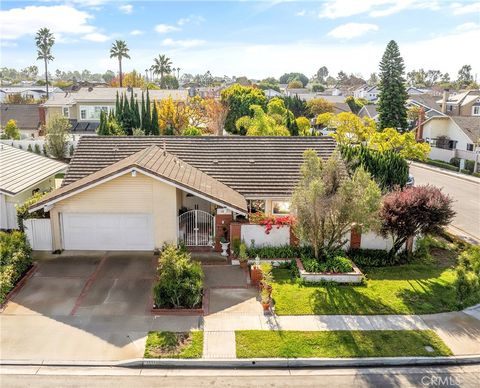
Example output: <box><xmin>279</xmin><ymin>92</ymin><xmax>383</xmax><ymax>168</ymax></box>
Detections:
<box><xmin>151</xmin><ymin>102</ymin><xmax>160</xmax><ymax>135</ymax></box>
<box><xmin>122</xmin><ymin>94</ymin><xmax>133</xmax><ymax>135</ymax></box>
<box><xmin>290</xmin><ymin>118</ymin><xmax>299</xmax><ymax>136</ymax></box>
<box><xmin>377</xmin><ymin>40</ymin><xmax>408</xmax><ymax>132</ymax></box>
<box><xmin>115</xmin><ymin>91</ymin><xmax>120</xmax><ymax>115</ymax></box>
<box><xmin>97</xmin><ymin>111</ymin><xmax>109</xmax><ymax>135</ymax></box>
<box><xmin>141</xmin><ymin>92</ymin><xmax>148</xmax><ymax>134</ymax></box>
<box><xmin>145</xmin><ymin>91</ymin><xmax>152</xmax><ymax>135</ymax></box>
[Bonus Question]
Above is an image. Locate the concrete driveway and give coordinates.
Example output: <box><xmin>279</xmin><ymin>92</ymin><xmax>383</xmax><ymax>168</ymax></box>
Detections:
<box><xmin>0</xmin><ymin>252</ymin><xmax>201</xmax><ymax>361</ymax></box>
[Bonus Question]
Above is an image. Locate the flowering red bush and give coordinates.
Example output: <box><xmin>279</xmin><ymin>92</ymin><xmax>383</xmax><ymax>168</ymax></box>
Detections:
<box><xmin>380</xmin><ymin>185</ymin><xmax>454</xmax><ymax>256</ymax></box>
<box><xmin>248</xmin><ymin>212</ymin><xmax>295</xmax><ymax>234</ymax></box>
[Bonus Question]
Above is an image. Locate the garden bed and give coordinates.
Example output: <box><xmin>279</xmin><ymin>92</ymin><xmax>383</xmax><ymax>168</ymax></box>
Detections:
<box><xmin>235</xmin><ymin>330</ymin><xmax>452</xmax><ymax>358</ymax></box>
<box><xmin>151</xmin><ymin>289</ymin><xmax>208</xmax><ymax>316</ymax></box>
<box><xmin>144</xmin><ymin>331</ymin><xmax>203</xmax><ymax>358</ymax></box>
<box><xmin>296</xmin><ymin>258</ymin><xmax>364</xmax><ymax>284</ymax></box>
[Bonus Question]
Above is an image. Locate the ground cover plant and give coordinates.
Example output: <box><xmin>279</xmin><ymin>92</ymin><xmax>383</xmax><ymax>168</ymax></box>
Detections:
<box><xmin>235</xmin><ymin>330</ymin><xmax>452</xmax><ymax>358</ymax></box>
<box><xmin>144</xmin><ymin>331</ymin><xmax>203</xmax><ymax>358</ymax></box>
<box><xmin>0</xmin><ymin>231</ymin><xmax>32</xmax><ymax>304</ymax></box>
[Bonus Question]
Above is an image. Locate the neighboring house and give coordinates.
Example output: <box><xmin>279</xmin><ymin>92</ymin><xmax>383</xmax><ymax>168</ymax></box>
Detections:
<box><xmin>353</xmin><ymin>85</ymin><xmax>379</xmax><ymax>101</ymax></box>
<box><xmin>332</xmin><ymin>102</ymin><xmax>352</xmax><ymax>114</ymax></box>
<box><xmin>436</xmin><ymin>89</ymin><xmax>480</xmax><ymax>116</ymax></box>
<box><xmin>0</xmin><ymin>104</ymin><xmax>42</xmax><ymax>138</ymax></box>
<box><xmin>407</xmin><ymin>94</ymin><xmax>445</xmax><ymax>119</ymax></box>
<box><xmin>406</xmin><ymin>86</ymin><xmax>427</xmax><ymax>95</ymax></box>
<box><xmin>0</xmin><ymin>86</ymin><xmax>63</xmax><ymax>102</ymax></box>
<box><xmin>188</xmin><ymin>86</ymin><xmax>224</xmax><ymax>98</ymax></box>
<box><xmin>358</xmin><ymin>104</ymin><xmax>379</xmax><ymax>121</ymax></box>
<box><xmin>30</xmin><ymin>136</ymin><xmax>337</xmax><ymax>251</ymax></box>
<box><xmin>263</xmin><ymin>88</ymin><xmax>282</xmax><ymax>98</ymax></box>
<box><xmin>0</xmin><ymin>144</ymin><xmax>67</xmax><ymax>230</ymax></box>
<box><xmin>416</xmin><ymin>115</ymin><xmax>480</xmax><ymax>165</ymax></box>
<box><xmin>42</xmin><ymin>87</ymin><xmax>189</xmax><ymax>135</ymax></box>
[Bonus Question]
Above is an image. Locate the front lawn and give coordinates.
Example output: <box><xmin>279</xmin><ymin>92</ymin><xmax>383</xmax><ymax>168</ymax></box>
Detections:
<box><xmin>144</xmin><ymin>331</ymin><xmax>203</xmax><ymax>358</ymax></box>
<box><xmin>272</xmin><ymin>250</ymin><xmax>469</xmax><ymax>315</ymax></box>
<box><xmin>235</xmin><ymin>330</ymin><xmax>452</xmax><ymax>358</ymax></box>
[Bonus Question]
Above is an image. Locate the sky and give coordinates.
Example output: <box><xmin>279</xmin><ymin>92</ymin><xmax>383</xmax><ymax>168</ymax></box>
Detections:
<box><xmin>1</xmin><ymin>0</ymin><xmax>480</xmax><ymax>80</ymax></box>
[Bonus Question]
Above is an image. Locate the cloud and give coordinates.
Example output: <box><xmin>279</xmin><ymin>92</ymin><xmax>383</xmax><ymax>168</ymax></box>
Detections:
<box><xmin>161</xmin><ymin>38</ymin><xmax>206</xmax><ymax>48</ymax></box>
<box><xmin>155</xmin><ymin>24</ymin><xmax>180</xmax><ymax>33</ymax></box>
<box><xmin>130</xmin><ymin>29</ymin><xmax>144</xmax><ymax>36</ymax></box>
<box><xmin>296</xmin><ymin>9</ymin><xmax>306</xmax><ymax>16</ymax></box>
<box><xmin>327</xmin><ymin>23</ymin><xmax>379</xmax><ymax>39</ymax></box>
<box><xmin>455</xmin><ymin>22</ymin><xmax>479</xmax><ymax>32</ymax></box>
<box><xmin>319</xmin><ymin>0</ymin><xmax>440</xmax><ymax>19</ymax></box>
<box><xmin>451</xmin><ymin>2</ymin><xmax>480</xmax><ymax>15</ymax></box>
<box><xmin>177</xmin><ymin>14</ymin><xmax>206</xmax><ymax>26</ymax></box>
<box><xmin>0</xmin><ymin>5</ymin><xmax>96</xmax><ymax>40</ymax></box>
<box><xmin>82</xmin><ymin>32</ymin><xmax>110</xmax><ymax>42</ymax></box>
<box><xmin>119</xmin><ymin>4</ymin><xmax>133</xmax><ymax>14</ymax></box>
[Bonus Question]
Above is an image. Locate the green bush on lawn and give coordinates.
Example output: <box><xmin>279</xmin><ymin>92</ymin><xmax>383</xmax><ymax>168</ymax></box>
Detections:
<box><xmin>144</xmin><ymin>331</ymin><xmax>203</xmax><ymax>358</ymax></box>
<box><xmin>245</xmin><ymin>244</ymin><xmax>315</xmax><ymax>259</ymax></box>
<box><xmin>0</xmin><ymin>231</ymin><xmax>32</xmax><ymax>304</ymax></box>
<box><xmin>153</xmin><ymin>245</ymin><xmax>204</xmax><ymax>309</ymax></box>
<box><xmin>235</xmin><ymin>330</ymin><xmax>452</xmax><ymax>358</ymax></box>
<box><xmin>301</xmin><ymin>255</ymin><xmax>352</xmax><ymax>273</ymax></box>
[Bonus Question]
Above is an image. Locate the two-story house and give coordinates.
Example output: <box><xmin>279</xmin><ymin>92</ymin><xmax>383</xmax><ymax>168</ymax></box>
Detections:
<box><xmin>42</xmin><ymin>87</ymin><xmax>189</xmax><ymax>135</ymax></box>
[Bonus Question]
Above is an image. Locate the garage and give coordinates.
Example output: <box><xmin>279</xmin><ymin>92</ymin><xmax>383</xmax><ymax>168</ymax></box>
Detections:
<box><xmin>62</xmin><ymin>213</ymin><xmax>154</xmax><ymax>251</ymax></box>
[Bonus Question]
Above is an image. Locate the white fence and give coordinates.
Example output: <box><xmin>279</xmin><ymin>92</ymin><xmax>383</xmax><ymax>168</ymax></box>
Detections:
<box><xmin>24</xmin><ymin>218</ymin><xmax>52</xmax><ymax>251</ymax></box>
<box><xmin>241</xmin><ymin>224</ymin><xmax>290</xmax><ymax>247</ymax></box>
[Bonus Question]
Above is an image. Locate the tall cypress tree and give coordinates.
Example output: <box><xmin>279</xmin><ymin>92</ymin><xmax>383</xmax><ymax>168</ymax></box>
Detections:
<box><xmin>122</xmin><ymin>93</ymin><xmax>133</xmax><ymax>135</ymax></box>
<box><xmin>129</xmin><ymin>90</ymin><xmax>140</xmax><ymax>129</ymax></box>
<box><xmin>151</xmin><ymin>102</ymin><xmax>160</xmax><ymax>135</ymax></box>
<box><xmin>97</xmin><ymin>111</ymin><xmax>109</xmax><ymax>135</ymax></box>
<box><xmin>141</xmin><ymin>92</ymin><xmax>147</xmax><ymax>133</ymax></box>
<box><xmin>145</xmin><ymin>91</ymin><xmax>152</xmax><ymax>135</ymax></box>
<box><xmin>377</xmin><ymin>40</ymin><xmax>408</xmax><ymax>132</ymax></box>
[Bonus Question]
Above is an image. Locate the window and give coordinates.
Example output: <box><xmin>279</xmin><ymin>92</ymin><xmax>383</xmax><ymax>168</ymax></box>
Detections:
<box><xmin>62</xmin><ymin>107</ymin><xmax>69</xmax><ymax>118</ymax></box>
<box><xmin>467</xmin><ymin>143</ymin><xmax>474</xmax><ymax>151</ymax></box>
<box><xmin>78</xmin><ymin>105</ymin><xmax>113</xmax><ymax>121</ymax></box>
<box><xmin>472</xmin><ymin>106</ymin><xmax>480</xmax><ymax>116</ymax></box>
<box><xmin>247</xmin><ymin>200</ymin><xmax>265</xmax><ymax>214</ymax></box>
<box><xmin>272</xmin><ymin>201</ymin><xmax>291</xmax><ymax>215</ymax></box>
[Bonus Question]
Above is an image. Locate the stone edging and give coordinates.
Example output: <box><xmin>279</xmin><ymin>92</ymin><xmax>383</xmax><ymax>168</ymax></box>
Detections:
<box><xmin>0</xmin><ymin>264</ymin><xmax>37</xmax><ymax>312</ymax></box>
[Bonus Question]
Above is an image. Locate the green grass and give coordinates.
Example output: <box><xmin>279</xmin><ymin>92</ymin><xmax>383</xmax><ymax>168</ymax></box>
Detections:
<box><xmin>272</xmin><ymin>260</ymin><xmax>467</xmax><ymax>315</ymax></box>
<box><xmin>235</xmin><ymin>330</ymin><xmax>452</xmax><ymax>358</ymax></box>
<box><xmin>144</xmin><ymin>331</ymin><xmax>203</xmax><ymax>358</ymax></box>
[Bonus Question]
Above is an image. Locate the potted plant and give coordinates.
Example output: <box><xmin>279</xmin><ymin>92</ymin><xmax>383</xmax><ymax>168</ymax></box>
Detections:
<box><xmin>259</xmin><ymin>262</ymin><xmax>273</xmax><ymax>295</ymax></box>
<box><xmin>260</xmin><ymin>287</ymin><xmax>270</xmax><ymax>311</ymax></box>
<box><xmin>238</xmin><ymin>242</ymin><xmax>248</xmax><ymax>269</ymax></box>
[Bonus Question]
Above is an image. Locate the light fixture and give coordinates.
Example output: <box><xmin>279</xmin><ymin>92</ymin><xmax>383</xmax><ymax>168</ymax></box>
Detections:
<box><xmin>131</xmin><ymin>169</ymin><xmax>137</xmax><ymax>177</ymax></box>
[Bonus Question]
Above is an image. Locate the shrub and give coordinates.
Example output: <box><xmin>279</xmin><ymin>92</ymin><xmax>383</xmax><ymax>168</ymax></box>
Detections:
<box><xmin>34</xmin><ymin>144</ymin><xmax>41</xmax><ymax>154</ymax></box>
<box><xmin>425</xmin><ymin>159</ymin><xmax>458</xmax><ymax>171</ymax></box>
<box><xmin>380</xmin><ymin>186</ymin><xmax>455</xmax><ymax>256</ymax></box>
<box><xmin>449</xmin><ymin>157</ymin><xmax>460</xmax><ymax>167</ymax></box>
<box><xmin>0</xmin><ymin>231</ymin><xmax>32</xmax><ymax>304</ymax></box>
<box><xmin>153</xmin><ymin>245</ymin><xmax>204</xmax><ymax>309</ymax></box>
<box><xmin>464</xmin><ymin>160</ymin><xmax>475</xmax><ymax>174</ymax></box>
<box><xmin>246</xmin><ymin>244</ymin><xmax>315</xmax><ymax>259</ymax></box>
<box><xmin>301</xmin><ymin>255</ymin><xmax>353</xmax><ymax>273</ymax></box>
<box><xmin>231</xmin><ymin>238</ymin><xmax>241</xmax><ymax>257</ymax></box>
<box><xmin>454</xmin><ymin>245</ymin><xmax>480</xmax><ymax>307</ymax></box>
<box><xmin>238</xmin><ymin>242</ymin><xmax>248</xmax><ymax>263</ymax></box>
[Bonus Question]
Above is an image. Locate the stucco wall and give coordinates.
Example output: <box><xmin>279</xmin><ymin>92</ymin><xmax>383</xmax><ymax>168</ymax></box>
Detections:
<box><xmin>241</xmin><ymin>224</ymin><xmax>290</xmax><ymax>247</ymax></box>
<box><xmin>49</xmin><ymin>172</ymin><xmax>178</xmax><ymax>250</ymax></box>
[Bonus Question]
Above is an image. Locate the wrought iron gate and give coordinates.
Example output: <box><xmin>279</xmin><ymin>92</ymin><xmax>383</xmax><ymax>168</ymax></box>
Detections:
<box><xmin>178</xmin><ymin>210</ymin><xmax>215</xmax><ymax>246</ymax></box>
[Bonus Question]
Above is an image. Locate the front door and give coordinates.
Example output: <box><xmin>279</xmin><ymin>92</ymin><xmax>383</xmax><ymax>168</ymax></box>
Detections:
<box><xmin>178</xmin><ymin>210</ymin><xmax>214</xmax><ymax>246</ymax></box>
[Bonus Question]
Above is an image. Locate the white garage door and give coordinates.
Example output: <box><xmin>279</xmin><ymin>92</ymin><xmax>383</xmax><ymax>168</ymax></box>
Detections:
<box><xmin>62</xmin><ymin>213</ymin><xmax>154</xmax><ymax>250</ymax></box>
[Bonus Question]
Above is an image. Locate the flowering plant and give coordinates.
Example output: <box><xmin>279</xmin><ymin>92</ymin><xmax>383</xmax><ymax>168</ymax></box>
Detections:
<box><xmin>248</xmin><ymin>212</ymin><xmax>295</xmax><ymax>234</ymax></box>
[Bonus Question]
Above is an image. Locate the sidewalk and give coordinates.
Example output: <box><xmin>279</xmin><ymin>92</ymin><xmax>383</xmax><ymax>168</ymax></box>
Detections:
<box><xmin>409</xmin><ymin>161</ymin><xmax>480</xmax><ymax>184</ymax></box>
<box><xmin>200</xmin><ymin>305</ymin><xmax>480</xmax><ymax>359</ymax></box>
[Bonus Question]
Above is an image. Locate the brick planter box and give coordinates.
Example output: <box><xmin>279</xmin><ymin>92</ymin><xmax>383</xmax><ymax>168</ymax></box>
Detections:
<box><xmin>296</xmin><ymin>258</ymin><xmax>364</xmax><ymax>284</ymax></box>
<box><xmin>151</xmin><ymin>289</ymin><xmax>209</xmax><ymax>316</ymax></box>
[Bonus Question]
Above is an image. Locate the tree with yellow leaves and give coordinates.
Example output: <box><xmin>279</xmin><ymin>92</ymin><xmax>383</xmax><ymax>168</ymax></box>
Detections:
<box><xmin>155</xmin><ymin>97</ymin><xmax>189</xmax><ymax>135</ymax></box>
<box><xmin>235</xmin><ymin>105</ymin><xmax>290</xmax><ymax>136</ymax></box>
<box><xmin>109</xmin><ymin>70</ymin><xmax>145</xmax><ymax>88</ymax></box>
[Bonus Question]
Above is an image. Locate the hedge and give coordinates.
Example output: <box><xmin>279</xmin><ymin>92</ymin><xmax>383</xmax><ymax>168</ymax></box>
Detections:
<box><xmin>0</xmin><ymin>231</ymin><xmax>32</xmax><ymax>304</ymax></box>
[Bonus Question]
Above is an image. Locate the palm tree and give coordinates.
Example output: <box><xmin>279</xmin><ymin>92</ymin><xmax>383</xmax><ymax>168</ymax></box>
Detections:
<box><xmin>35</xmin><ymin>28</ymin><xmax>55</xmax><ymax>98</ymax></box>
<box><xmin>176</xmin><ymin>67</ymin><xmax>181</xmax><ymax>79</ymax></box>
<box><xmin>110</xmin><ymin>40</ymin><xmax>130</xmax><ymax>87</ymax></box>
<box><xmin>152</xmin><ymin>54</ymin><xmax>172</xmax><ymax>88</ymax></box>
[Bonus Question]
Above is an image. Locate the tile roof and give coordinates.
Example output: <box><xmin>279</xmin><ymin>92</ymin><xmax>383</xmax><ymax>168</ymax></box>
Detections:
<box><xmin>451</xmin><ymin>116</ymin><xmax>480</xmax><ymax>143</ymax></box>
<box><xmin>0</xmin><ymin>144</ymin><xmax>67</xmax><ymax>196</ymax></box>
<box><xmin>63</xmin><ymin>136</ymin><xmax>338</xmax><ymax>198</ymax></box>
<box><xmin>32</xmin><ymin>145</ymin><xmax>248</xmax><ymax>214</ymax></box>
<box><xmin>0</xmin><ymin>104</ymin><xmax>41</xmax><ymax>131</ymax></box>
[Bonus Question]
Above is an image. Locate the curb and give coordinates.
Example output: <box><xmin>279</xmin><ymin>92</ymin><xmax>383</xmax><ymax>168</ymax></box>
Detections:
<box><xmin>3</xmin><ymin>355</ymin><xmax>480</xmax><ymax>368</ymax></box>
<box><xmin>409</xmin><ymin>161</ymin><xmax>480</xmax><ymax>184</ymax></box>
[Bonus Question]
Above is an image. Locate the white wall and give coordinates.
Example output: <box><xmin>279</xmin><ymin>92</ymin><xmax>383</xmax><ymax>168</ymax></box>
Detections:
<box><xmin>428</xmin><ymin>147</ymin><xmax>456</xmax><ymax>163</ymax></box>
<box><xmin>241</xmin><ymin>224</ymin><xmax>290</xmax><ymax>247</ymax></box>
<box><xmin>24</xmin><ymin>218</ymin><xmax>52</xmax><ymax>251</ymax></box>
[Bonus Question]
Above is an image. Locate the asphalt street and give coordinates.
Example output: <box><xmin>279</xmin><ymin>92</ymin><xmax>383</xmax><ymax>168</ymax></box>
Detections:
<box><xmin>409</xmin><ymin>164</ymin><xmax>480</xmax><ymax>243</ymax></box>
<box><xmin>1</xmin><ymin>365</ymin><xmax>480</xmax><ymax>388</ymax></box>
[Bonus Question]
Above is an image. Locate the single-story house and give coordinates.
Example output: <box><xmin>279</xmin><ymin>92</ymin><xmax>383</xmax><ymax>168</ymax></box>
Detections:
<box><xmin>358</xmin><ymin>104</ymin><xmax>378</xmax><ymax>121</ymax></box>
<box><xmin>0</xmin><ymin>86</ymin><xmax>63</xmax><ymax>103</ymax></box>
<box><xmin>30</xmin><ymin>136</ymin><xmax>337</xmax><ymax>251</ymax></box>
<box><xmin>0</xmin><ymin>104</ymin><xmax>42</xmax><ymax>138</ymax></box>
<box><xmin>0</xmin><ymin>144</ymin><xmax>67</xmax><ymax>229</ymax></box>
<box><xmin>416</xmin><ymin>115</ymin><xmax>480</xmax><ymax>164</ymax></box>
